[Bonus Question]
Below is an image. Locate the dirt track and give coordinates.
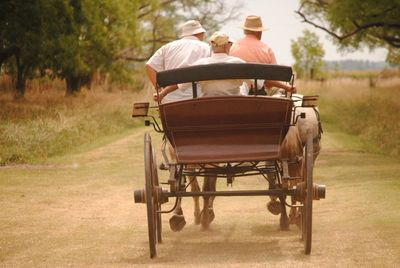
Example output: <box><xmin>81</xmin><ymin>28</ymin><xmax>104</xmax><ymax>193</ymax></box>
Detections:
<box><xmin>1</xmin><ymin>127</ymin><xmax>399</xmax><ymax>267</ymax></box>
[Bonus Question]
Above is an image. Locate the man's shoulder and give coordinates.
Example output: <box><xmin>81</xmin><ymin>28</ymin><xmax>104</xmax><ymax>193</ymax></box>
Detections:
<box><xmin>192</xmin><ymin>57</ymin><xmax>211</xmax><ymax>65</ymax></box>
<box><xmin>175</xmin><ymin>38</ymin><xmax>208</xmax><ymax>46</ymax></box>
<box><xmin>227</xmin><ymin>56</ymin><xmax>246</xmax><ymax>63</ymax></box>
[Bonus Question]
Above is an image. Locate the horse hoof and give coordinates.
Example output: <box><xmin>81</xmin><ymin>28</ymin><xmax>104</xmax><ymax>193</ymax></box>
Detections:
<box><xmin>169</xmin><ymin>215</ymin><xmax>186</xmax><ymax>232</ymax></box>
<box><xmin>208</xmin><ymin>208</ymin><xmax>215</xmax><ymax>223</ymax></box>
<box><xmin>200</xmin><ymin>208</ymin><xmax>215</xmax><ymax>229</ymax></box>
<box><xmin>194</xmin><ymin>212</ymin><xmax>201</xmax><ymax>225</ymax></box>
<box><xmin>267</xmin><ymin>200</ymin><xmax>281</xmax><ymax>215</ymax></box>
<box><xmin>289</xmin><ymin>207</ymin><xmax>301</xmax><ymax>227</ymax></box>
<box><xmin>280</xmin><ymin>216</ymin><xmax>290</xmax><ymax>231</ymax></box>
<box><xmin>290</xmin><ymin>212</ymin><xmax>301</xmax><ymax>229</ymax></box>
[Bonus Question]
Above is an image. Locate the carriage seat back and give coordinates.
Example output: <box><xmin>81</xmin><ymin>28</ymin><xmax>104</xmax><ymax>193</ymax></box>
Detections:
<box><xmin>159</xmin><ymin>96</ymin><xmax>293</xmax><ymax>164</ymax></box>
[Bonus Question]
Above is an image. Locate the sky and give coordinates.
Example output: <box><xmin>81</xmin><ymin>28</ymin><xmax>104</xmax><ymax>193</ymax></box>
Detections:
<box><xmin>220</xmin><ymin>0</ymin><xmax>388</xmax><ymax>66</ymax></box>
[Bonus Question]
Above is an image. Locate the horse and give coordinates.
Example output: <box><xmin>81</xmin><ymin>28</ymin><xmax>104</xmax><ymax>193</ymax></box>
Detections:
<box><xmin>268</xmin><ymin>93</ymin><xmax>322</xmax><ymax>228</ymax></box>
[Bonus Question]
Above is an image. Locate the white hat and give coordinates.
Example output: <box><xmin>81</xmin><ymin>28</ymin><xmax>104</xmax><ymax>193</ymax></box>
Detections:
<box><xmin>180</xmin><ymin>20</ymin><xmax>206</xmax><ymax>37</ymax></box>
<box><xmin>209</xmin><ymin>31</ymin><xmax>233</xmax><ymax>46</ymax></box>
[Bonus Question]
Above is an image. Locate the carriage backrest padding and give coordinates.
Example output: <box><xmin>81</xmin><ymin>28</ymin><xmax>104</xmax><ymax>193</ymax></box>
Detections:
<box><xmin>156</xmin><ymin>63</ymin><xmax>293</xmax><ymax>87</ymax></box>
<box><xmin>159</xmin><ymin>96</ymin><xmax>293</xmax><ymax>164</ymax></box>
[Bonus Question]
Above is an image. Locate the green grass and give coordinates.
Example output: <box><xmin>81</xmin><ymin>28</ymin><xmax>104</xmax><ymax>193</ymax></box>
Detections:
<box><xmin>0</xmin><ymin>87</ymin><xmax>144</xmax><ymax>165</ymax></box>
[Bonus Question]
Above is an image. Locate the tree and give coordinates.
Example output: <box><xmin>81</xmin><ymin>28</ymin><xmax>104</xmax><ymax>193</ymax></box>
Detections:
<box><xmin>0</xmin><ymin>0</ymin><xmax>241</xmax><ymax>97</ymax></box>
<box><xmin>118</xmin><ymin>0</ymin><xmax>242</xmax><ymax>61</ymax></box>
<box><xmin>296</xmin><ymin>0</ymin><xmax>400</xmax><ymax>63</ymax></box>
<box><xmin>44</xmin><ymin>0</ymin><xmax>139</xmax><ymax>95</ymax></box>
<box><xmin>291</xmin><ymin>30</ymin><xmax>325</xmax><ymax>79</ymax></box>
<box><xmin>0</xmin><ymin>1</ymin><xmax>49</xmax><ymax>98</ymax></box>
<box><xmin>0</xmin><ymin>0</ymin><xmax>140</xmax><ymax>96</ymax></box>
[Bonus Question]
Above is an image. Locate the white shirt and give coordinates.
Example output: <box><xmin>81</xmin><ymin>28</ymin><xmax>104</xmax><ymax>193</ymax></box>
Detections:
<box><xmin>147</xmin><ymin>36</ymin><xmax>210</xmax><ymax>103</ymax></box>
<box><xmin>191</xmin><ymin>53</ymin><xmax>246</xmax><ymax>97</ymax></box>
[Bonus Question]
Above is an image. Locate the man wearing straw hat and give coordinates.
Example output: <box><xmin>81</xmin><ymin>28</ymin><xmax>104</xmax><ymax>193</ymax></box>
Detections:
<box><xmin>157</xmin><ymin>31</ymin><xmax>247</xmax><ymax>100</ymax></box>
<box><xmin>191</xmin><ymin>31</ymin><xmax>247</xmax><ymax>97</ymax></box>
<box><xmin>146</xmin><ymin>20</ymin><xmax>211</xmax><ymax>231</ymax></box>
<box><xmin>146</xmin><ymin>20</ymin><xmax>210</xmax><ymax>103</ymax></box>
<box><xmin>230</xmin><ymin>15</ymin><xmax>296</xmax><ymax>94</ymax></box>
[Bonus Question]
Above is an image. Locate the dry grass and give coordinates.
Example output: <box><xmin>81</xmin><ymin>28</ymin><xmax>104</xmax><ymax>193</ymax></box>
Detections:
<box><xmin>1</xmin><ymin>75</ymin><xmax>399</xmax><ymax>166</ymax></box>
<box><xmin>297</xmin><ymin>77</ymin><xmax>400</xmax><ymax>156</ymax></box>
<box><xmin>0</xmin><ymin>82</ymin><xmax>150</xmax><ymax>165</ymax></box>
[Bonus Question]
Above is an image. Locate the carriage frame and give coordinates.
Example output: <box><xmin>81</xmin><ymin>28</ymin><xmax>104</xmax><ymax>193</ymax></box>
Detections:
<box><xmin>133</xmin><ymin>63</ymin><xmax>325</xmax><ymax>258</ymax></box>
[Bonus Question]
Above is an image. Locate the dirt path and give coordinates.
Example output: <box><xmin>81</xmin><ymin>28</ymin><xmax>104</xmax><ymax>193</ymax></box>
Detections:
<box><xmin>1</xmin><ymin>127</ymin><xmax>399</xmax><ymax>267</ymax></box>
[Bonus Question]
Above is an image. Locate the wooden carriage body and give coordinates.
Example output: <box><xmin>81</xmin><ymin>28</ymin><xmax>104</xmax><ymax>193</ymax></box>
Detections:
<box><xmin>156</xmin><ymin>63</ymin><xmax>294</xmax><ymax>165</ymax></box>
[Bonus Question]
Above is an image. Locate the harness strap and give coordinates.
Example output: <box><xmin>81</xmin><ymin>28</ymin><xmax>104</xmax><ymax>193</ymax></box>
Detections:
<box><xmin>312</xmin><ymin>107</ymin><xmax>323</xmax><ymax>143</ymax></box>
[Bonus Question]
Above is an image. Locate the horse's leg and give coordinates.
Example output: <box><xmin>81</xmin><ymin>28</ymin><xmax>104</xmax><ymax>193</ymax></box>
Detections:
<box><xmin>279</xmin><ymin>195</ymin><xmax>289</xmax><ymax>230</ymax></box>
<box><xmin>200</xmin><ymin>175</ymin><xmax>217</xmax><ymax>230</ymax></box>
<box><xmin>266</xmin><ymin>172</ymin><xmax>281</xmax><ymax>215</ymax></box>
<box><xmin>169</xmin><ymin>197</ymin><xmax>186</xmax><ymax>232</ymax></box>
<box><xmin>288</xmin><ymin>160</ymin><xmax>302</xmax><ymax>227</ymax></box>
<box><xmin>190</xmin><ymin>176</ymin><xmax>201</xmax><ymax>225</ymax></box>
<box><xmin>169</xmin><ymin>165</ymin><xmax>186</xmax><ymax>232</ymax></box>
<box><xmin>206</xmin><ymin>177</ymin><xmax>216</xmax><ymax>224</ymax></box>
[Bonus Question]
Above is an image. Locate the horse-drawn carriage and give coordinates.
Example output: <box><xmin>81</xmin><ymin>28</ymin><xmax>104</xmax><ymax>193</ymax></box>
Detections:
<box><xmin>132</xmin><ymin>63</ymin><xmax>326</xmax><ymax>258</ymax></box>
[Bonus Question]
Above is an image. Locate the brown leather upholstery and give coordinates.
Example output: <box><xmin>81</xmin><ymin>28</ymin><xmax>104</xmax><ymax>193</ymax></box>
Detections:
<box><xmin>159</xmin><ymin>96</ymin><xmax>292</xmax><ymax>164</ymax></box>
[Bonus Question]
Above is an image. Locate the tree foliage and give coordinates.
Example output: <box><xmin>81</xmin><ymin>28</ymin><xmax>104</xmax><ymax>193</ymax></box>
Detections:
<box><xmin>291</xmin><ymin>30</ymin><xmax>325</xmax><ymax>79</ymax></box>
<box><xmin>0</xmin><ymin>0</ymin><xmax>241</xmax><ymax>97</ymax></box>
<box><xmin>296</xmin><ymin>0</ymin><xmax>400</xmax><ymax>64</ymax></box>
<box><xmin>120</xmin><ymin>0</ymin><xmax>242</xmax><ymax>61</ymax></box>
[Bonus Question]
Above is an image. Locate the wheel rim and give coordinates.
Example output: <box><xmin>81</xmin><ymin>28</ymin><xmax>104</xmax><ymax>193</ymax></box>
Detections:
<box><xmin>152</xmin><ymin>146</ymin><xmax>162</xmax><ymax>243</ymax></box>
<box><xmin>304</xmin><ymin>129</ymin><xmax>314</xmax><ymax>255</ymax></box>
<box><xmin>144</xmin><ymin>133</ymin><xmax>157</xmax><ymax>258</ymax></box>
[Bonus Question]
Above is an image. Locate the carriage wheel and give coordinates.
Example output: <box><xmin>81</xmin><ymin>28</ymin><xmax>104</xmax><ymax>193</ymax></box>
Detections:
<box><xmin>144</xmin><ymin>132</ymin><xmax>160</xmax><ymax>258</ymax></box>
<box><xmin>301</xmin><ymin>129</ymin><xmax>314</xmax><ymax>254</ymax></box>
<box><xmin>152</xmin><ymin>146</ymin><xmax>162</xmax><ymax>243</ymax></box>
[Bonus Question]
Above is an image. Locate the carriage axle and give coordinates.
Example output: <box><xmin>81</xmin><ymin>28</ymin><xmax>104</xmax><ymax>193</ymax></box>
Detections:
<box><xmin>134</xmin><ymin>184</ymin><xmax>326</xmax><ymax>204</ymax></box>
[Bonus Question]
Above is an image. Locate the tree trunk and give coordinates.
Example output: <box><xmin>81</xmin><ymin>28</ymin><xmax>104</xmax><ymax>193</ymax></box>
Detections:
<box><xmin>65</xmin><ymin>75</ymin><xmax>80</xmax><ymax>96</ymax></box>
<box><xmin>14</xmin><ymin>55</ymin><xmax>27</xmax><ymax>99</ymax></box>
<box><xmin>65</xmin><ymin>74</ymin><xmax>92</xmax><ymax>96</ymax></box>
<box><xmin>0</xmin><ymin>46</ymin><xmax>20</xmax><ymax>67</ymax></box>
<box><xmin>310</xmin><ymin>68</ymin><xmax>315</xmax><ymax>80</ymax></box>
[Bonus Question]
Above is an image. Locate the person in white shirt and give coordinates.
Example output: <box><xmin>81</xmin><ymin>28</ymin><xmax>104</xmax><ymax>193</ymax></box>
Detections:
<box><xmin>146</xmin><ymin>20</ymin><xmax>210</xmax><ymax>103</ymax></box>
<box><xmin>156</xmin><ymin>31</ymin><xmax>247</xmax><ymax>101</ymax></box>
<box><xmin>191</xmin><ymin>31</ymin><xmax>246</xmax><ymax>97</ymax></box>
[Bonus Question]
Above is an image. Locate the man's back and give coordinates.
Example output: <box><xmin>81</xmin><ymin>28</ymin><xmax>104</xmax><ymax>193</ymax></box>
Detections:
<box><xmin>147</xmin><ymin>36</ymin><xmax>209</xmax><ymax>103</ymax></box>
<box><xmin>148</xmin><ymin>36</ymin><xmax>210</xmax><ymax>71</ymax></box>
<box><xmin>192</xmin><ymin>54</ymin><xmax>245</xmax><ymax>96</ymax></box>
<box><xmin>230</xmin><ymin>35</ymin><xmax>276</xmax><ymax>64</ymax></box>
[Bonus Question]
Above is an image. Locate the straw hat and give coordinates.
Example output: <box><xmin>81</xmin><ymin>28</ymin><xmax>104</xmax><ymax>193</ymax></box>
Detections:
<box><xmin>209</xmin><ymin>31</ymin><xmax>233</xmax><ymax>46</ymax></box>
<box><xmin>180</xmin><ymin>20</ymin><xmax>206</xmax><ymax>37</ymax></box>
<box><xmin>241</xmin><ymin>15</ymin><xmax>268</xmax><ymax>32</ymax></box>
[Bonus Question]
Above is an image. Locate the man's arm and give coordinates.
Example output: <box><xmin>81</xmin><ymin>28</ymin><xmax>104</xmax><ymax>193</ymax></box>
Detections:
<box><xmin>153</xmin><ymin>84</ymin><xmax>179</xmax><ymax>102</ymax></box>
<box><xmin>146</xmin><ymin>64</ymin><xmax>157</xmax><ymax>88</ymax></box>
<box><xmin>265</xmin><ymin>80</ymin><xmax>296</xmax><ymax>93</ymax></box>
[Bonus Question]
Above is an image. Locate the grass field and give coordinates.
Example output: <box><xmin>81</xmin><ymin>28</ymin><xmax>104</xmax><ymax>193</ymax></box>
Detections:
<box><xmin>1</xmin><ymin>77</ymin><xmax>399</xmax><ymax>167</ymax></box>
<box><xmin>0</xmin><ymin>85</ymin><xmax>152</xmax><ymax>165</ymax></box>
<box><xmin>0</xmin><ymin>125</ymin><xmax>399</xmax><ymax>267</ymax></box>
<box><xmin>298</xmin><ymin>77</ymin><xmax>400</xmax><ymax>156</ymax></box>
